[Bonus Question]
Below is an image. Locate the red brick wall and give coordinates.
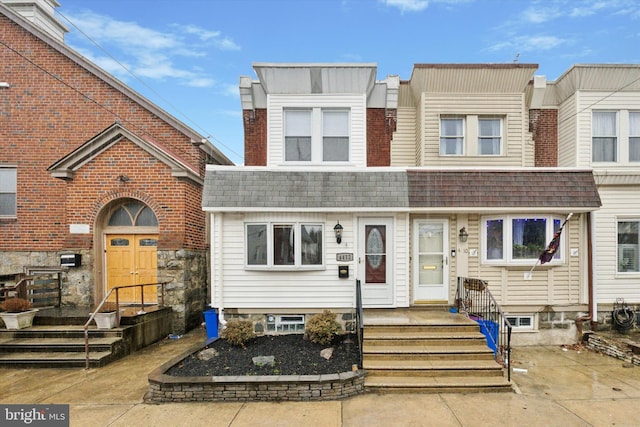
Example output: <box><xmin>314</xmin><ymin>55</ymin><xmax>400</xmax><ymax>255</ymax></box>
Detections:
<box><xmin>530</xmin><ymin>109</ymin><xmax>558</xmax><ymax>167</ymax></box>
<box><xmin>367</xmin><ymin>108</ymin><xmax>395</xmax><ymax>167</ymax></box>
<box><xmin>243</xmin><ymin>109</ymin><xmax>267</xmax><ymax>166</ymax></box>
<box><xmin>0</xmin><ymin>15</ymin><xmax>207</xmax><ymax>251</ymax></box>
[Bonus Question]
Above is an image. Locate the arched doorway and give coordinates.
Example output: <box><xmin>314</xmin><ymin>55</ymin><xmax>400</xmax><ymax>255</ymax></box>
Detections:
<box><xmin>102</xmin><ymin>199</ymin><xmax>159</xmax><ymax>304</ymax></box>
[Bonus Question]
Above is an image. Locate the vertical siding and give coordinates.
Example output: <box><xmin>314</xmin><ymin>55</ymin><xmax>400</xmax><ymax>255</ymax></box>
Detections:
<box><xmin>391</xmin><ymin>107</ymin><xmax>417</xmax><ymax>166</ymax></box>
<box><xmin>594</xmin><ymin>186</ymin><xmax>640</xmax><ymax>303</ymax></box>
<box><xmin>420</xmin><ymin>93</ymin><xmax>528</xmax><ymax>167</ymax></box>
<box><xmin>558</xmin><ymin>93</ymin><xmax>577</xmax><ymax>167</ymax></box>
<box><xmin>266</xmin><ymin>94</ymin><xmax>367</xmax><ymax>167</ymax></box>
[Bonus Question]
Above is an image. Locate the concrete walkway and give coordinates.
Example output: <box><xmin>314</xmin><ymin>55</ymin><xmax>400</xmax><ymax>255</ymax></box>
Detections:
<box><xmin>1</xmin><ymin>328</ymin><xmax>640</xmax><ymax>426</ymax></box>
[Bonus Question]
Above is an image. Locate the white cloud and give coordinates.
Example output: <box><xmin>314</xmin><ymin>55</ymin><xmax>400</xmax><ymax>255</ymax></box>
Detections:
<box><xmin>522</xmin><ymin>6</ymin><xmax>562</xmax><ymax>23</ymax></box>
<box><xmin>487</xmin><ymin>35</ymin><xmax>566</xmax><ymax>52</ymax></box>
<box><xmin>65</xmin><ymin>11</ymin><xmax>239</xmax><ymax>88</ymax></box>
<box><xmin>381</xmin><ymin>0</ymin><xmax>430</xmax><ymax>13</ymax></box>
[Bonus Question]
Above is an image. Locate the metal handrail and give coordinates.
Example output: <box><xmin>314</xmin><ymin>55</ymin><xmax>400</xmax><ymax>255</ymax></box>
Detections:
<box><xmin>355</xmin><ymin>279</ymin><xmax>364</xmax><ymax>369</ymax></box>
<box><xmin>83</xmin><ymin>282</ymin><xmax>167</xmax><ymax>369</ymax></box>
<box><xmin>456</xmin><ymin>277</ymin><xmax>513</xmax><ymax>382</ymax></box>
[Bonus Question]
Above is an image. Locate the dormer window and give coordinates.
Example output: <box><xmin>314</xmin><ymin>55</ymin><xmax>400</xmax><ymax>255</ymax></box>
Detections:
<box><xmin>284</xmin><ymin>108</ymin><xmax>350</xmax><ymax>163</ymax></box>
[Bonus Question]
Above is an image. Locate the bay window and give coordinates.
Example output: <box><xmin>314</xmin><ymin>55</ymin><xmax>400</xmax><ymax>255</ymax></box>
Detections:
<box><xmin>592</xmin><ymin>111</ymin><xmax>617</xmax><ymax>162</ymax></box>
<box><xmin>0</xmin><ymin>167</ymin><xmax>17</xmax><ymax>217</ymax></box>
<box><xmin>483</xmin><ymin>216</ymin><xmax>563</xmax><ymax>264</ymax></box>
<box><xmin>618</xmin><ymin>220</ymin><xmax>639</xmax><ymax>272</ymax></box>
<box><xmin>284</xmin><ymin>108</ymin><xmax>350</xmax><ymax>163</ymax></box>
<box><xmin>246</xmin><ymin>222</ymin><xmax>324</xmax><ymax>269</ymax></box>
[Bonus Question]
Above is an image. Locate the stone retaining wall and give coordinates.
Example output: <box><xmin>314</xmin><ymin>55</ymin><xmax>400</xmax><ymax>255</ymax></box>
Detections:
<box><xmin>146</xmin><ymin>344</ymin><xmax>365</xmax><ymax>402</ymax></box>
<box><xmin>583</xmin><ymin>332</ymin><xmax>640</xmax><ymax>366</ymax></box>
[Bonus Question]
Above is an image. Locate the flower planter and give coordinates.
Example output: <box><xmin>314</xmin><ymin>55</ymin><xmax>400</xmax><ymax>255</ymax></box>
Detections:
<box><xmin>0</xmin><ymin>309</ymin><xmax>39</xmax><ymax>330</ymax></box>
<box><xmin>92</xmin><ymin>311</ymin><xmax>119</xmax><ymax>329</ymax></box>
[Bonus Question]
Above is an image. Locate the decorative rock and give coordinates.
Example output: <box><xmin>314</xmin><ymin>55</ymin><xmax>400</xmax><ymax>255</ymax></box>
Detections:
<box><xmin>252</xmin><ymin>355</ymin><xmax>275</xmax><ymax>367</ymax></box>
<box><xmin>197</xmin><ymin>348</ymin><xmax>219</xmax><ymax>361</ymax></box>
<box><xmin>320</xmin><ymin>348</ymin><xmax>334</xmax><ymax>360</ymax></box>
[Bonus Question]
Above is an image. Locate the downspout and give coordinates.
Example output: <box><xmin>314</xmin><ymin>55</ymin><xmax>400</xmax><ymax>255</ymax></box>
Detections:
<box><xmin>211</xmin><ymin>213</ymin><xmax>227</xmax><ymax>327</ymax></box>
<box><xmin>575</xmin><ymin>212</ymin><xmax>596</xmax><ymax>336</ymax></box>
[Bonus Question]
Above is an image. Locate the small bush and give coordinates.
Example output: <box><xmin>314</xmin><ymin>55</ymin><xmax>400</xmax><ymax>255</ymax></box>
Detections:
<box><xmin>221</xmin><ymin>319</ymin><xmax>256</xmax><ymax>348</ymax></box>
<box><xmin>0</xmin><ymin>298</ymin><xmax>33</xmax><ymax>313</ymax></box>
<box><xmin>306</xmin><ymin>310</ymin><xmax>341</xmax><ymax>345</ymax></box>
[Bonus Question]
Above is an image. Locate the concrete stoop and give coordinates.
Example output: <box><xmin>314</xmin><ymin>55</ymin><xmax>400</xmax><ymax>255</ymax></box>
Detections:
<box><xmin>362</xmin><ymin>313</ymin><xmax>512</xmax><ymax>393</ymax></box>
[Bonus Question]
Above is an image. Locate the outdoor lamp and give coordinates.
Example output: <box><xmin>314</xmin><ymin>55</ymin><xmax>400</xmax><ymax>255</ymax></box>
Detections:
<box><xmin>459</xmin><ymin>227</ymin><xmax>468</xmax><ymax>243</ymax></box>
<box><xmin>334</xmin><ymin>221</ymin><xmax>343</xmax><ymax>244</ymax></box>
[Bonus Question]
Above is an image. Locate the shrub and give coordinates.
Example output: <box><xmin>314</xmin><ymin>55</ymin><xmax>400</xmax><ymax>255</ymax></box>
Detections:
<box><xmin>306</xmin><ymin>310</ymin><xmax>341</xmax><ymax>345</ymax></box>
<box><xmin>0</xmin><ymin>298</ymin><xmax>33</xmax><ymax>313</ymax></box>
<box><xmin>221</xmin><ymin>319</ymin><xmax>256</xmax><ymax>348</ymax></box>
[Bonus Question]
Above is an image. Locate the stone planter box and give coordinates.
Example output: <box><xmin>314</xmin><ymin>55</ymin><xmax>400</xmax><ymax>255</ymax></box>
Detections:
<box><xmin>0</xmin><ymin>309</ymin><xmax>39</xmax><ymax>330</ymax></box>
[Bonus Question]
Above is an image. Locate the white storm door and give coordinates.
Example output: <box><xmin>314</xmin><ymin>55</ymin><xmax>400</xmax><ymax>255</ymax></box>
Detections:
<box><xmin>359</xmin><ymin>218</ymin><xmax>393</xmax><ymax>307</ymax></box>
<box><xmin>413</xmin><ymin>220</ymin><xmax>449</xmax><ymax>303</ymax></box>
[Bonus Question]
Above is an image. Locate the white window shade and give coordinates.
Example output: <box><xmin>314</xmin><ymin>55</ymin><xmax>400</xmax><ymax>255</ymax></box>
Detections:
<box><xmin>285</xmin><ymin>110</ymin><xmax>311</xmax><ymax>135</ymax></box>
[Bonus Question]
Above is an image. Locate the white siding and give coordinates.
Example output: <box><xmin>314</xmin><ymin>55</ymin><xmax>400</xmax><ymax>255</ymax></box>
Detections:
<box><xmin>391</xmin><ymin>107</ymin><xmax>417</xmax><ymax>166</ymax></box>
<box><xmin>574</xmin><ymin>91</ymin><xmax>640</xmax><ymax>169</ymax></box>
<box><xmin>420</xmin><ymin>93</ymin><xmax>530</xmax><ymax>167</ymax></box>
<box><xmin>557</xmin><ymin>93</ymin><xmax>577</xmax><ymax>167</ymax></box>
<box><xmin>593</xmin><ymin>186</ymin><xmax>640</xmax><ymax>303</ymax></box>
<box><xmin>211</xmin><ymin>212</ymin><xmax>410</xmax><ymax>310</ymax></box>
<box><xmin>462</xmin><ymin>216</ymin><xmax>584</xmax><ymax>307</ymax></box>
<box><xmin>266</xmin><ymin>94</ymin><xmax>367</xmax><ymax>167</ymax></box>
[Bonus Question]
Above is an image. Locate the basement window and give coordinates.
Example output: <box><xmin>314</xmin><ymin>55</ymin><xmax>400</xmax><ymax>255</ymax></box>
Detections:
<box><xmin>505</xmin><ymin>315</ymin><xmax>535</xmax><ymax>330</ymax></box>
<box><xmin>266</xmin><ymin>314</ymin><xmax>305</xmax><ymax>333</ymax></box>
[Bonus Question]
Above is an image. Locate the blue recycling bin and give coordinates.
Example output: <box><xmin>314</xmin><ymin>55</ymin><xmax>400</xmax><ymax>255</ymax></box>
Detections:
<box><xmin>204</xmin><ymin>309</ymin><xmax>218</xmax><ymax>340</ymax></box>
<box><xmin>478</xmin><ymin>319</ymin><xmax>499</xmax><ymax>355</ymax></box>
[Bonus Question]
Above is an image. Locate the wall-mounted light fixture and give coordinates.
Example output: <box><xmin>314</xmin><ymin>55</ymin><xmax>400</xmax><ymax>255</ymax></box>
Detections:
<box><xmin>334</xmin><ymin>221</ymin><xmax>343</xmax><ymax>244</ymax></box>
<box><xmin>0</xmin><ymin>82</ymin><xmax>10</xmax><ymax>89</ymax></box>
<box><xmin>459</xmin><ymin>227</ymin><xmax>468</xmax><ymax>243</ymax></box>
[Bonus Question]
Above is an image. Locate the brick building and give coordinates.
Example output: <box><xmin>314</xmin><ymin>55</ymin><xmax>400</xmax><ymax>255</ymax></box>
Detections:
<box><xmin>0</xmin><ymin>1</ymin><xmax>232</xmax><ymax>333</ymax></box>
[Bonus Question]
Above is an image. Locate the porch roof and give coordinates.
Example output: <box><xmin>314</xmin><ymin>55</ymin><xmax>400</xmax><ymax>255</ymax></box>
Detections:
<box><xmin>202</xmin><ymin>167</ymin><xmax>601</xmax><ymax>212</ymax></box>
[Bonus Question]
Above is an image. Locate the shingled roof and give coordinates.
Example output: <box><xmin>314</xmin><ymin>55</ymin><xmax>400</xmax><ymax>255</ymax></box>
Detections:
<box><xmin>202</xmin><ymin>168</ymin><xmax>601</xmax><ymax>212</ymax></box>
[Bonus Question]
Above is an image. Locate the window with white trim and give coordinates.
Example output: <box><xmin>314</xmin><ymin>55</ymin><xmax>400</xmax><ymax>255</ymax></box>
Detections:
<box><xmin>483</xmin><ymin>215</ymin><xmax>563</xmax><ymax>264</ymax></box>
<box><xmin>506</xmin><ymin>315</ymin><xmax>535</xmax><ymax>330</ymax></box>
<box><xmin>246</xmin><ymin>222</ymin><xmax>324</xmax><ymax>269</ymax></box>
<box><xmin>439</xmin><ymin>115</ymin><xmax>503</xmax><ymax>156</ymax></box>
<box><xmin>592</xmin><ymin>111</ymin><xmax>617</xmax><ymax>162</ymax></box>
<box><xmin>0</xmin><ymin>167</ymin><xmax>17</xmax><ymax>218</ymax></box>
<box><xmin>630</xmin><ymin>112</ymin><xmax>640</xmax><ymax>162</ymax></box>
<box><xmin>618</xmin><ymin>220</ymin><xmax>639</xmax><ymax>273</ymax></box>
<box><xmin>284</xmin><ymin>108</ymin><xmax>350</xmax><ymax>163</ymax></box>
<box><xmin>478</xmin><ymin>118</ymin><xmax>502</xmax><ymax>155</ymax></box>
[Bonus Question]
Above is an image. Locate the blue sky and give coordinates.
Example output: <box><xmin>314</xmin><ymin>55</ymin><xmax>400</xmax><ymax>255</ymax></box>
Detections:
<box><xmin>55</xmin><ymin>0</ymin><xmax>640</xmax><ymax>164</ymax></box>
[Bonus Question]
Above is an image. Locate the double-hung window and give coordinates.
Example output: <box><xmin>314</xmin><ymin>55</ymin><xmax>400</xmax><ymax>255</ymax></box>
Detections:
<box><xmin>440</xmin><ymin>117</ymin><xmax>464</xmax><ymax>155</ymax></box>
<box><xmin>246</xmin><ymin>222</ymin><xmax>324</xmax><ymax>269</ymax></box>
<box><xmin>629</xmin><ymin>112</ymin><xmax>640</xmax><ymax>162</ymax></box>
<box><xmin>483</xmin><ymin>216</ymin><xmax>563</xmax><ymax>264</ymax></box>
<box><xmin>618</xmin><ymin>220</ymin><xmax>639</xmax><ymax>272</ymax></box>
<box><xmin>0</xmin><ymin>167</ymin><xmax>17</xmax><ymax>218</ymax></box>
<box><xmin>592</xmin><ymin>111</ymin><xmax>617</xmax><ymax>162</ymax></box>
<box><xmin>284</xmin><ymin>108</ymin><xmax>350</xmax><ymax>163</ymax></box>
<box><xmin>478</xmin><ymin>118</ymin><xmax>502</xmax><ymax>155</ymax></box>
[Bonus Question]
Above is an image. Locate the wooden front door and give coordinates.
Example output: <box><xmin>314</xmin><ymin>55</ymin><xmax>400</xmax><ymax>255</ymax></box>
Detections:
<box><xmin>106</xmin><ymin>234</ymin><xmax>158</xmax><ymax>304</ymax></box>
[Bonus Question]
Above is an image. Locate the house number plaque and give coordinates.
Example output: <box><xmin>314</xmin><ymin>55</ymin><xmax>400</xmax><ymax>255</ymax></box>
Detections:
<box><xmin>336</xmin><ymin>253</ymin><xmax>353</xmax><ymax>262</ymax></box>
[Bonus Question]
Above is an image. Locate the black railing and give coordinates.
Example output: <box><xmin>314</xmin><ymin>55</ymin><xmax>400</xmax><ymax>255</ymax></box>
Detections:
<box><xmin>355</xmin><ymin>279</ymin><xmax>364</xmax><ymax>369</ymax></box>
<box><xmin>456</xmin><ymin>277</ymin><xmax>513</xmax><ymax>382</ymax></box>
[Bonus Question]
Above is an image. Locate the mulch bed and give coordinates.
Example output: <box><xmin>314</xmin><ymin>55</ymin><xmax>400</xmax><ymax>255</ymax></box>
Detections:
<box><xmin>167</xmin><ymin>333</ymin><xmax>360</xmax><ymax>377</ymax></box>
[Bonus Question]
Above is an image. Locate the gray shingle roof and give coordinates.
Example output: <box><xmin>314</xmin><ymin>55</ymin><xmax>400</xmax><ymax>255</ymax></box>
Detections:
<box><xmin>203</xmin><ymin>168</ymin><xmax>601</xmax><ymax>211</ymax></box>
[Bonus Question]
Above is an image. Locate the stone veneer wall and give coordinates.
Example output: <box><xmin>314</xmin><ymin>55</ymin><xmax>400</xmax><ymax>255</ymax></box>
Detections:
<box><xmin>583</xmin><ymin>332</ymin><xmax>640</xmax><ymax>366</ymax></box>
<box><xmin>0</xmin><ymin>249</ymin><xmax>207</xmax><ymax>335</ymax></box>
<box><xmin>222</xmin><ymin>311</ymin><xmax>356</xmax><ymax>335</ymax></box>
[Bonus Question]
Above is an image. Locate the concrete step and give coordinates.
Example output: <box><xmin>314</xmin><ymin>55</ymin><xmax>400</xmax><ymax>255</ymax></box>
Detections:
<box><xmin>364</xmin><ymin>324</ymin><xmax>480</xmax><ymax>334</ymax></box>
<box><xmin>0</xmin><ymin>325</ymin><xmax>123</xmax><ymax>340</ymax></box>
<box><xmin>0</xmin><ymin>336</ymin><xmax>122</xmax><ymax>353</ymax></box>
<box><xmin>0</xmin><ymin>350</ymin><xmax>114</xmax><ymax>368</ymax></box>
<box><xmin>364</xmin><ymin>374</ymin><xmax>513</xmax><ymax>393</ymax></box>
<box><xmin>363</xmin><ymin>359</ymin><xmax>505</xmax><ymax>377</ymax></box>
<box><xmin>363</xmin><ymin>343</ymin><xmax>495</xmax><ymax>359</ymax></box>
<box><xmin>363</xmin><ymin>335</ymin><xmax>487</xmax><ymax>347</ymax></box>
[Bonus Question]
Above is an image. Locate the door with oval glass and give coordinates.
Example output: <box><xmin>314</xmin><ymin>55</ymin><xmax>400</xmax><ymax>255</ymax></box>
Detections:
<box><xmin>106</xmin><ymin>234</ymin><xmax>158</xmax><ymax>304</ymax></box>
<box><xmin>413</xmin><ymin>219</ymin><xmax>449</xmax><ymax>303</ymax></box>
<box><xmin>358</xmin><ymin>218</ymin><xmax>393</xmax><ymax>307</ymax></box>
